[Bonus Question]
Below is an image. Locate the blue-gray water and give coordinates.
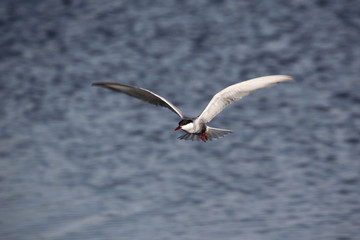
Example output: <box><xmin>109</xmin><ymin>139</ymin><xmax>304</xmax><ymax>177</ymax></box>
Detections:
<box><xmin>1</xmin><ymin>1</ymin><xmax>359</xmax><ymax>240</ymax></box>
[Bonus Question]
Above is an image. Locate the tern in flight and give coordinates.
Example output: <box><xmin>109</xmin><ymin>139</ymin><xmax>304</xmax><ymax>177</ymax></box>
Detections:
<box><xmin>92</xmin><ymin>75</ymin><xmax>294</xmax><ymax>142</ymax></box>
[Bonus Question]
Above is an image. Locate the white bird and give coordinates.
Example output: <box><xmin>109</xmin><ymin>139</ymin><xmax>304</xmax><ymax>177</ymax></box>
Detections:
<box><xmin>92</xmin><ymin>75</ymin><xmax>294</xmax><ymax>142</ymax></box>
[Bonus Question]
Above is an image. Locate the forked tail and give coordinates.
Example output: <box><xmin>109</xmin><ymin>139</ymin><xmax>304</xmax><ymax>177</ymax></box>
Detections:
<box><xmin>206</xmin><ymin>127</ymin><xmax>233</xmax><ymax>141</ymax></box>
<box><xmin>178</xmin><ymin>126</ymin><xmax>232</xmax><ymax>142</ymax></box>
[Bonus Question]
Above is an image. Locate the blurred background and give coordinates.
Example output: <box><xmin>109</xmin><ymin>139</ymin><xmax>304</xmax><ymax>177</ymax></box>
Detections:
<box><xmin>1</xmin><ymin>0</ymin><xmax>359</xmax><ymax>239</ymax></box>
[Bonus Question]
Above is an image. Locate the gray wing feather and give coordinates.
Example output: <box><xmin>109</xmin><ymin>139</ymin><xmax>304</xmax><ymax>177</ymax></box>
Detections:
<box><xmin>178</xmin><ymin>133</ymin><xmax>201</xmax><ymax>141</ymax></box>
<box><xmin>92</xmin><ymin>82</ymin><xmax>184</xmax><ymax>118</ymax></box>
<box><xmin>198</xmin><ymin>75</ymin><xmax>294</xmax><ymax>123</ymax></box>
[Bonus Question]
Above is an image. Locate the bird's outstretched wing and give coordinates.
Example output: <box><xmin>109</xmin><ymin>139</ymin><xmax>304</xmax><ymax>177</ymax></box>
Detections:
<box><xmin>198</xmin><ymin>75</ymin><xmax>294</xmax><ymax>123</ymax></box>
<box><xmin>92</xmin><ymin>82</ymin><xmax>184</xmax><ymax>118</ymax></box>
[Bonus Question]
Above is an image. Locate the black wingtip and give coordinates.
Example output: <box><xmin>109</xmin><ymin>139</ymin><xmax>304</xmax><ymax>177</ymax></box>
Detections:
<box><xmin>92</xmin><ymin>82</ymin><xmax>109</xmax><ymax>87</ymax></box>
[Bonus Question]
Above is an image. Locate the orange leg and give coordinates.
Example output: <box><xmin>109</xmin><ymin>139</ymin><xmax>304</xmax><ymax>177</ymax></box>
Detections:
<box><xmin>204</xmin><ymin>132</ymin><xmax>208</xmax><ymax>140</ymax></box>
<box><xmin>199</xmin><ymin>135</ymin><xmax>206</xmax><ymax>142</ymax></box>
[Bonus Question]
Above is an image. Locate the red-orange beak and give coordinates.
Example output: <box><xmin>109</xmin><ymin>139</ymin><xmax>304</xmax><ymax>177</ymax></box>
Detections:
<box><xmin>175</xmin><ymin>126</ymin><xmax>181</xmax><ymax>131</ymax></box>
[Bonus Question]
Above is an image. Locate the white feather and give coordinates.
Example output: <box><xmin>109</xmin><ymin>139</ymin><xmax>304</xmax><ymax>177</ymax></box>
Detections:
<box><xmin>180</xmin><ymin>122</ymin><xmax>195</xmax><ymax>132</ymax></box>
<box><xmin>198</xmin><ymin>75</ymin><xmax>294</xmax><ymax>123</ymax></box>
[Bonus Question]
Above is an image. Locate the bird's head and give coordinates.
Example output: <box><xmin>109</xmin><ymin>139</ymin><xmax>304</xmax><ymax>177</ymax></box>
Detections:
<box><xmin>175</xmin><ymin>119</ymin><xmax>193</xmax><ymax>131</ymax></box>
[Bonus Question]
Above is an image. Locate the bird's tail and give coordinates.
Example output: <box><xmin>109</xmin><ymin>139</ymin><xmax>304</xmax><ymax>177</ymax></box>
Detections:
<box><xmin>206</xmin><ymin>127</ymin><xmax>233</xmax><ymax>141</ymax></box>
<box><xmin>177</xmin><ymin>127</ymin><xmax>232</xmax><ymax>142</ymax></box>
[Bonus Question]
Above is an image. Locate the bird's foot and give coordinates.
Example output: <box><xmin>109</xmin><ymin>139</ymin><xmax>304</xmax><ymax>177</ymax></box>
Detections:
<box><xmin>204</xmin><ymin>132</ymin><xmax>208</xmax><ymax>140</ymax></box>
<box><xmin>199</xmin><ymin>135</ymin><xmax>206</xmax><ymax>142</ymax></box>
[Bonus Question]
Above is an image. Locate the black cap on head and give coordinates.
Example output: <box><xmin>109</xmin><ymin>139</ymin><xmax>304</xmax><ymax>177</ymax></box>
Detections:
<box><xmin>178</xmin><ymin>119</ymin><xmax>193</xmax><ymax>126</ymax></box>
